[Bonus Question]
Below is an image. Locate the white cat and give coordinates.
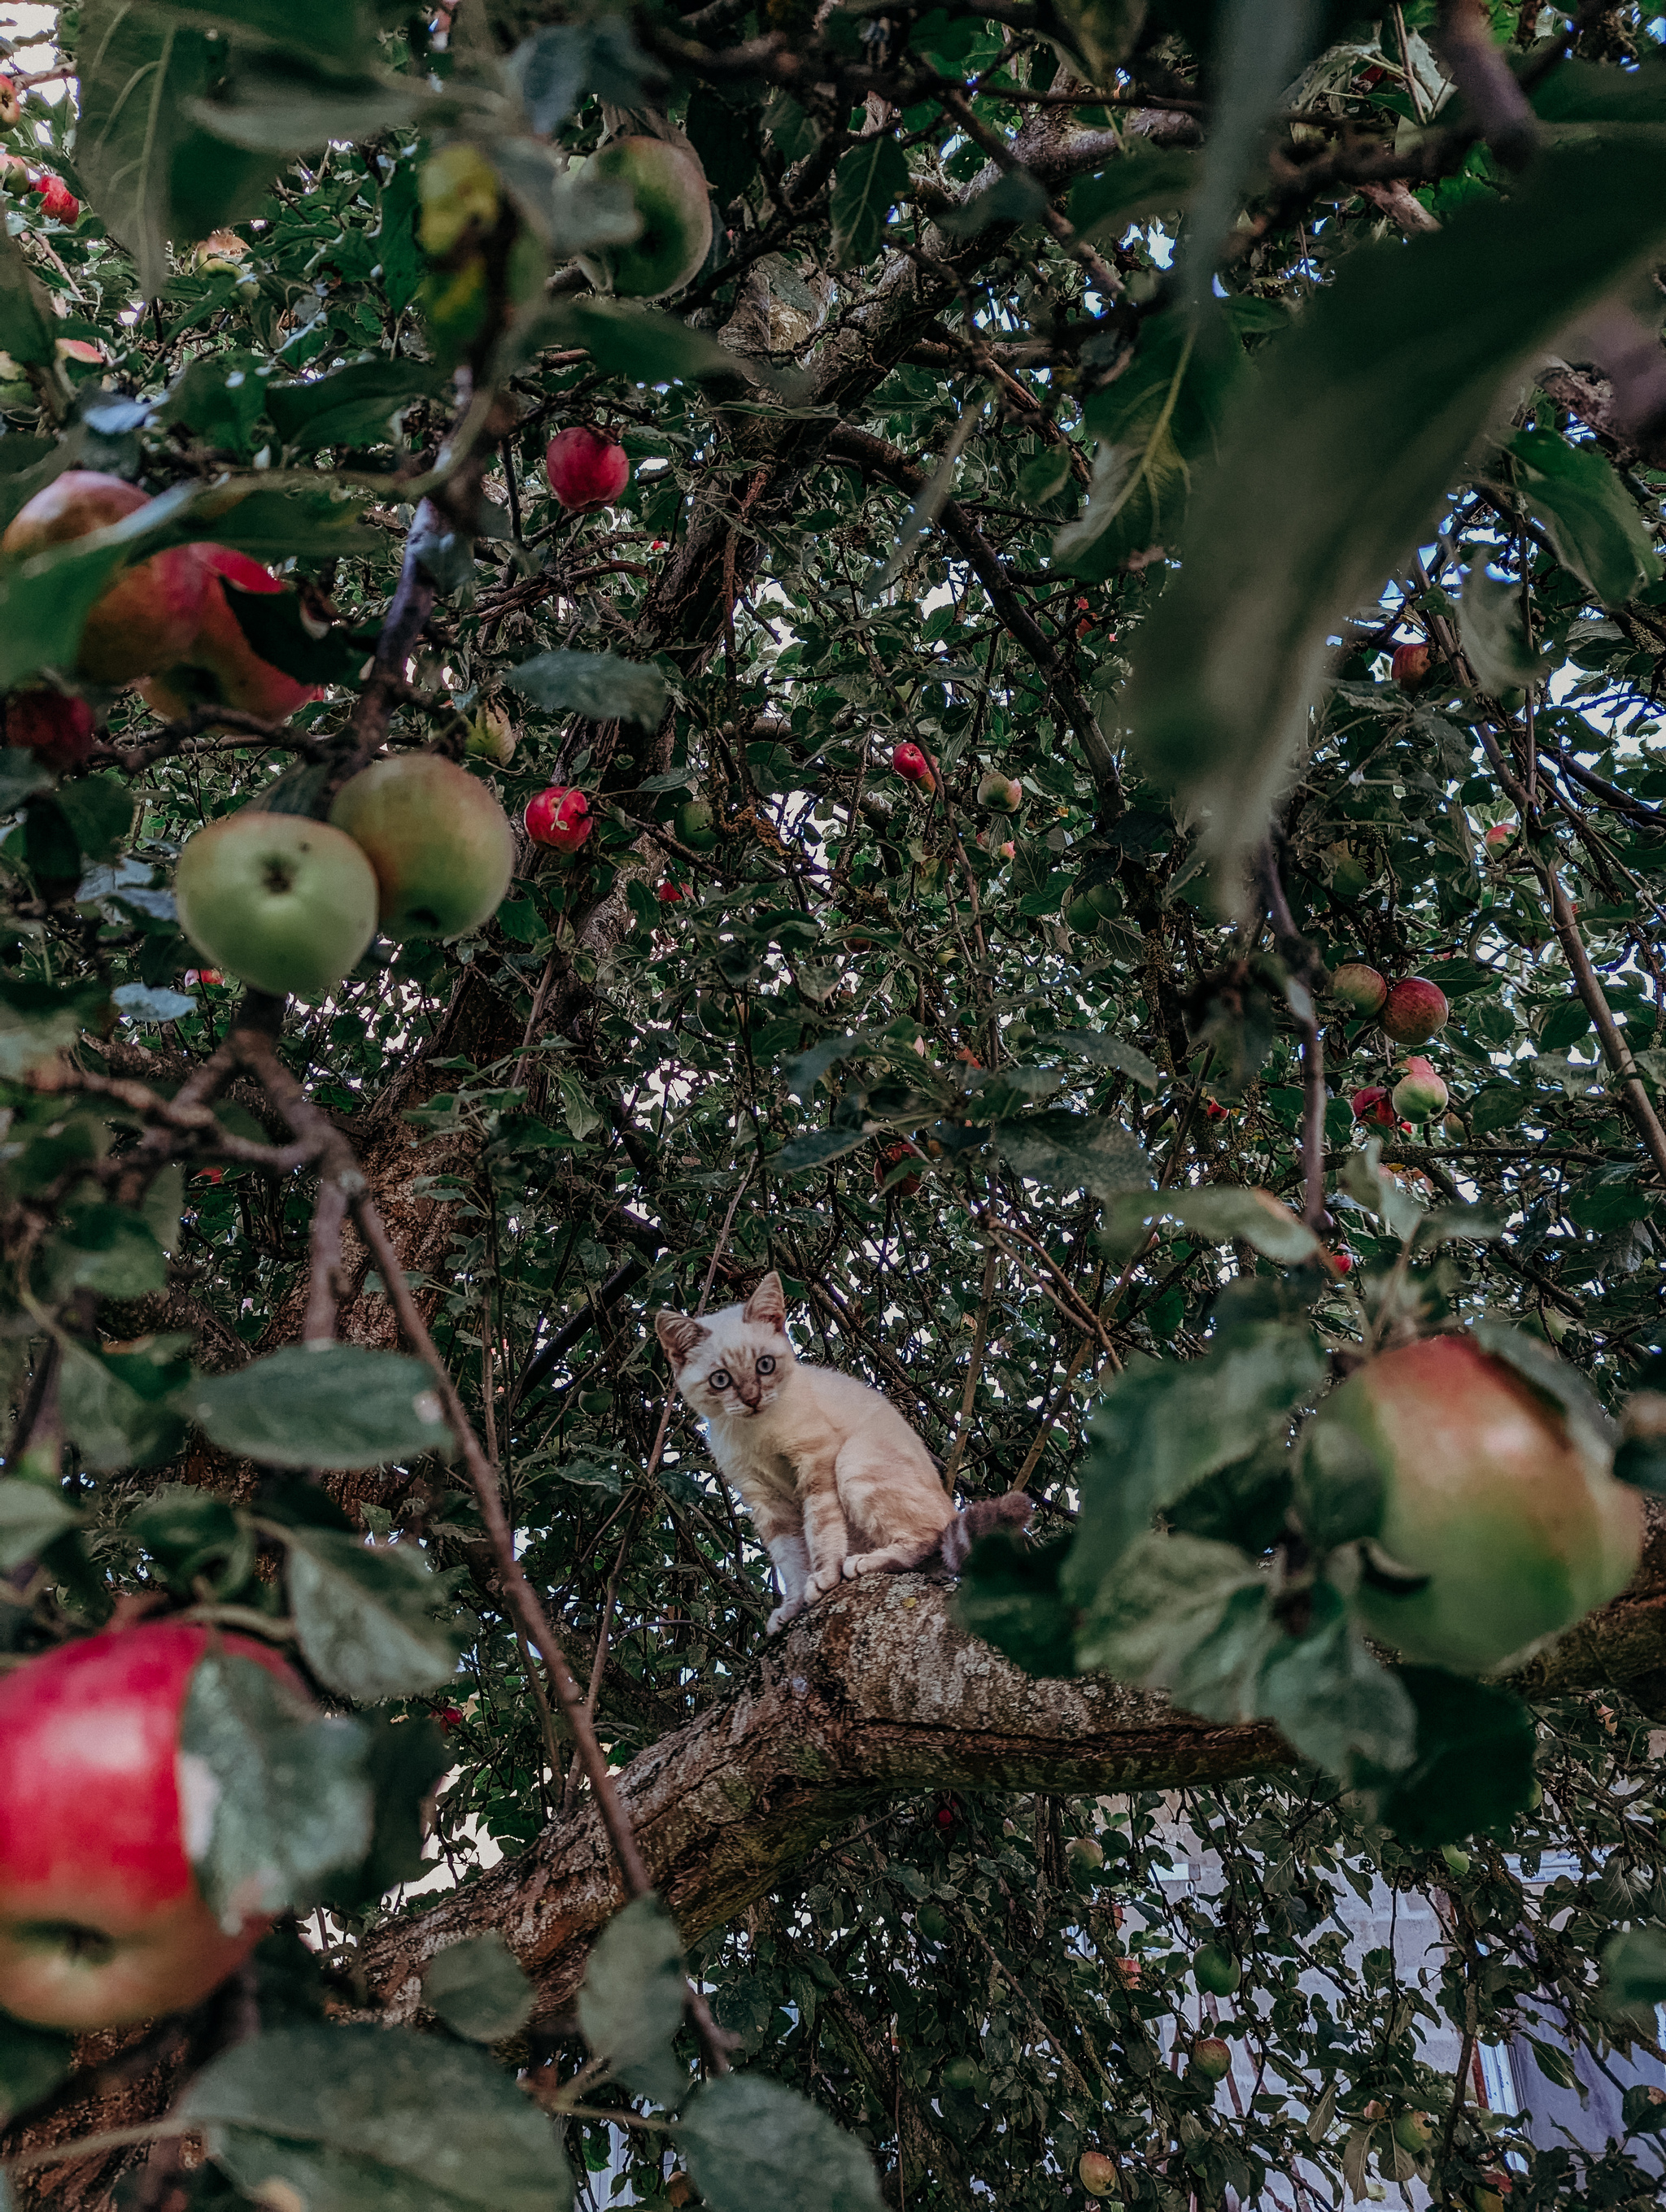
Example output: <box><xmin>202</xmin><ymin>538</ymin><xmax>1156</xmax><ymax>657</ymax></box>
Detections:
<box><xmin>655</xmin><ymin>1271</ymin><xmax>1031</xmax><ymax>1633</ymax></box>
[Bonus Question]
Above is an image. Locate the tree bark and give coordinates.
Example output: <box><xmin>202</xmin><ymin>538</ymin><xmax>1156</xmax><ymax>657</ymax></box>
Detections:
<box><xmin>360</xmin><ymin>1498</ymin><xmax>1666</xmax><ymax>2023</ymax></box>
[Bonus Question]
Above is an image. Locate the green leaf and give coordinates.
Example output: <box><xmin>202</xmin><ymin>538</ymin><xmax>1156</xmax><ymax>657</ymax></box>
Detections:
<box><xmin>1339</xmin><ymin>1139</ymin><xmax>1425</xmax><ymax>1241</ymax></box>
<box><xmin>426</xmin><ymin>1934</ymin><xmax>536</xmax><ymax>2044</ymax></box>
<box><xmin>1603</xmin><ymin>1927</ymin><xmax>1666</xmax><ymax>2023</ymax></box>
<box><xmin>1365</xmin><ymin>1668</ymin><xmax>1538</xmax><ymax>1848</ymax></box>
<box><xmin>113</xmin><ymin>982</ymin><xmax>196</xmax><ymax>1024</ymax></box>
<box><xmin>1073</xmin><ymin>1528</ymin><xmax>1269</xmax><ymax>1692</ymax></box>
<box><xmin>508</xmin><ymin>20</ymin><xmax>656</xmax><ymax>137</ymax></box>
<box><xmin>171</xmin><ymin>481</ymin><xmax>377</xmax><ymax>563</ymax></box>
<box><xmin>160</xmin><ymin>351</ymin><xmax>274</xmax><ymax>459</ymax></box>
<box><xmin>1255</xmin><ymin>1581</ymin><xmax>1417</xmax><ymax>1779</ymax></box>
<box><xmin>937</xmin><ymin>168</ymin><xmax>1049</xmax><ymax>240</ymax></box>
<box><xmin>190</xmin><ymin>1343</ymin><xmax>455</xmax><ymax>1470</ymax></box>
<box><xmin>189</xmin><ymin>63</ymin><xmax>427</xmax><ymax>157</ymax></box>
<box><xmin>578</xmin><ymin>1893</ymin><xmax>688</xmax><ymax>2108</ymax></box>
<box><xmin>830</xmin><ymin>135</ymin><xmax>909</xmax><ymax>268</ymax></box>
<box><xmin>0</xmin><ymin>2014</ymin><xmax>73</xmax><ymax>2127</ymax></box>
<box><xmin>505</xmin><ymin>649</ymin><xmax>668</xmax><ymax>727</ymax></box>
<box><xmin>953</xmin><ymin>1529</ymin><xmax>1078</xmax><ymax>1679</ymax></box>
<box><xmin>994</xmin><ymin>1109</ymin><xmax>1150</xmax><ymax>1201</ymax></box>
<box><xmin>1066</xmin><ymin>147</ymin><xmax>1202</xmax><ymax>243</ymax></box>
<box><xmin>57</xmin><ymin>1337</ymin><xmax>185</xmax><ymax>1472</ymax></box>
<box><xmin>1124</xmin><ymin>137</ymin><xmax>1666</xmax><ymax>890</ymax></box>
<box><xmin>128</xmin><ymin>1483</ymin><xmax>249</xmax><ymax>1592</ymax></box>
<box><xmin>530</xmin><ymin>300</ymin><xmax>742</xmax><ymax>388</ymax></box>
<box><xmin>0</xmin><ymin>1477</ymin><xmax>81</xmax><ymax>1570</ymax></box>
<box><xmin>219</xmin><ymin>576</ymin><xmax>369</xmax><ymax>685</ymax></box>
<box><xmin>1456</xmin><ymin>566</ymin><xmax>1552</xmax><ymax>695</ymax></box>
<box><xmin>181</xmin><ymin>1648</ymin><xmax>373</xmax><ymax>1926</ymax></box>
<box><xmin>277</xmin><ymin>1525</ymin><xmax>465</xmax><ymax>1700</ymax></box>
<box><xmin>266</xmin><ymin>360</ymin><xmax>451</xmax><ymax>454</ymax></box>
<box><xmin>674</xmin><ymin>2073</ymin><xmax>884</xmax><ymax>2212</ymax></box>
<box><xmin>321</xmin><ymin>1712</ymin><xmax>450</xmax><ymax>1909</ymax></box>
<box><xmin>1502</xmin><ymin>428</ymin><xmax>1658</xmax><ymax>607</ymax></box>
<box><xmin>0</xmin><ymin>223</ymin><xmax>60</xmax><ymax>368</ymax></box>
<box><xmin>1029</xmin><ymin>1030</ymin><xmax>1161</xmax><ymax>1088</ymax></box>
<box><xmin>775</xmin><ymin>1126</ymin><xmax>872</xmax><ymax>1173</ymax></box>
<box><xmin>1057</xmin><ymin>307</ymin><xmax>1245</xmax><ymax>580</ymax></box>
<box><xmin>181</xmin><ymin>2023</ymin><xmax>574</xmax><ymax>2212</ymax></box>
<box><xmin>1064</xmin><ymin>1322</ymin><xmax>1323</xmax><ymax>1595</ymax></box>
<box><xmin>46</xmin><ymin>1204</ymin><xmax>169</xmax><ymax>1300</ymax></box>
<box><xmin>1106</xmin><ymin>1187</ymin><xmax>1322</xmax><ymax>1266</ymax></box>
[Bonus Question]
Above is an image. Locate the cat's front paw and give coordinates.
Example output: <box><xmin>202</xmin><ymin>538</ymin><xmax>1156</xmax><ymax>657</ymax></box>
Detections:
<box><xmin>766</xmin><ymin>1596</ymin><xmax>805</xmax><ymax>1635</ymax></box>
<box><xmin>803</xmin><ymin>1567</ymin><xmax>842</xmax><ymax>1604</ymax></box>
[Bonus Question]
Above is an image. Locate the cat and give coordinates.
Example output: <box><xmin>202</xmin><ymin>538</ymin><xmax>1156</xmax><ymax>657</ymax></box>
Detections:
<box><xmin>654</xmin><ymin>1269</ymin><xmax>1033</xmax><ymax>1634</ymax></box>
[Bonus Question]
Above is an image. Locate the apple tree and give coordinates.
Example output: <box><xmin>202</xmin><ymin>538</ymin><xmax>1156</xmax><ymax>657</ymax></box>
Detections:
<box><xmin>0</xmin><ymin>0</ymin><xmax>1664</xmax><ymax>2206</ymax></box>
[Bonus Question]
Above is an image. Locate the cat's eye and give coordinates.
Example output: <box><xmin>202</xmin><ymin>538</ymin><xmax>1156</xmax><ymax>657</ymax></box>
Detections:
<box><xmin>709</xmin><ymin>1369</ymin><xmax>731</xmax><ymax>1388</ymax></box>
<box><xmin>757</xmin><ymin>1356</ymin><xmax>775</xmax><ymax>1374</ymax></box>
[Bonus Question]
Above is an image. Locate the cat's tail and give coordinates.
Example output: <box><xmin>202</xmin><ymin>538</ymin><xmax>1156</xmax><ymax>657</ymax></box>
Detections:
<box><xmin>936</xmin><ymin>1488</ymin><xmax>1034</xmax><ymax>1574</ymax></box>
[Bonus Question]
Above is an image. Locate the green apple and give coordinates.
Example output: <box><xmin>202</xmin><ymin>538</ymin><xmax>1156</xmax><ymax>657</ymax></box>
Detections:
<box><xmin>329</xmin><ymin>754</ymin><xmax>516</xmax><ymax>940</ymax></box>
<box><xmin>1193</xmin><ymin>1942</ymin><xmax>1241</xmax><ymax>1996</ymax></box>
<box><xmin>581</xmin><ymin>137</ymin><xmax>713</xmax><ymax>299</ymax></box>
<box><xmin>175</xmin><ymin>812</ymin><xmax>379</xmax><ymax>1000</ymax></box>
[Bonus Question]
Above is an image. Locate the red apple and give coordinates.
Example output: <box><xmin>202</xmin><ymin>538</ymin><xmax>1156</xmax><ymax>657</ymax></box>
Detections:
<box><xmin>2</xmin><ymin>687</ymin><xmax>96</xmax><ymax>773</ymax></box>
<box><xmin>1483</xmin><ymin>822</ymin><xmax>1515</xmax><ymax>853</ymax></box>
<box><xmin>139</xmin><ymin>546</ymin><xmax>325</xmax><ymax>725</ymax></box>
<box><xmin>892</xmin><ymin>742</ymin><xmax>935</xmax><ymax>791</ymax></box>
<box><xmin>29</xmin><ymin>175</ymin><xmax>78</xmax><ymax>223</ymax></box>
<box><xmin>525</xmin><ymin>785</ymin><xmax>591</xmax><ymax>854</ymax></box>
<box><xmin>1190</xmin><ymin>2036</ymin><xmax>1232</xmax><ymax>2082</ymax></box>
<box><xmin>1330</xmin><ymin>1248</ymin><xmax>1357</xmax><ymax>1274</ymax></box>
<box><xmin>1381</xmin><ymin>977</ymin><xmax>1448</xmax><ymax>1045</ymax></box>
<box><xmin>1079</xmin><ymin>2150</ymin><xmax>1118</xmax><ymax>2197</ymax></box>
<box><xmin>874</xmin><ymin>1141</ymin><xmax>922</xmax><ymax>1197</ymax></box>
<box><xmin>975</xmin><ymin>769</ymin><xmax>1023</xmax><ymax>813</ymax></box>
<box><xmin>656</xmin><ymin>880</ymin><xmax>685</xmax><ymax>904</ymax></box>
<box><xmin>0</xmin><ymin>75</ymin><xmax>19</xmax><ymax>129</ymax></box>
<box><xmin>545</xmin><ymin>425</ymin><xmax>630</xmax><ymax>514</ymax></box>
<box><xmin>1391</xmin><ymin>641</ymin><xmax>1432</xmax><ymax>691</ymax></box>
<box><xmin>1393</xmin><ymin>1055</ymin><xmax>1447</xmax><ymax>1122</ymax></box>
<box><xmin>1350</xmin><ymin>1086</ymin><xmax>1398</xmax><ymax>1128</ymax></box>
<box><xmin>1329</xmin><ymin>962</ymin><xmax>1387</xmax><ymax>1018</ymax></box>
<box><xmin>976</xmin><ymin>828</ymin><xmax>1015</xmax><ymax>862</ymax></box>
<box><xmin>2</xmin><ymin>472</ymin><xmax>207</xmax><ymax>686</ymax></box>
<box><xmin>329</xmin><ymin>753</ymin><xmax>516</xmax><ymax>940</ymax></box>
<box><xmin>0</xmin><ymin>1622</ymin><xmax>308</xmax><ymax>2028</ymax></box>
<box><xmin>1309</xmin><ymin>1334</ymin><xmax>1643</xmax><ymax>1672</ymax></box>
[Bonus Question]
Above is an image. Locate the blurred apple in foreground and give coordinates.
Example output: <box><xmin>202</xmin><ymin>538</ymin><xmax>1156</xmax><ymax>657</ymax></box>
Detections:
<box><xmin>175</xmin><ymin>812</ymin><xmax>379</xmax><ymax>999</ymax></box>
<box><xmin>2</xmin><ymin>687</ymin><xmax>96</xmax><ymax>773</ymax></box>
<box><xmin>581</xmin><ymin>137</ymin><xmax>712</xmax><ymax>299</ymax></box>
<box><xmin>2</xmin><ymin>472</ymin><xmax>207</xmax><ymax>685</ymax></box>
<box><xmin>1307</xmin><ymin>1333</ymin><xmax>1642</xmax><ymax>1673</ymax></box>
<box><xmin>0</xmin><ymin>1622</ymin><xmax>307</xmax><ymax>2027</ymax></box>
<box><xmin>140</xmin><ymin>547</ymin><xmax>325</xmax><ymax>725</ymax></box>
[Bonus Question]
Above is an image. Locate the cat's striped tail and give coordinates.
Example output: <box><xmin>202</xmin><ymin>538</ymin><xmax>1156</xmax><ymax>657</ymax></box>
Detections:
<box><xmin>936</xmin><ymin>1489</ymin><xmax>1034</xmax><ymax>1574</ymax></box>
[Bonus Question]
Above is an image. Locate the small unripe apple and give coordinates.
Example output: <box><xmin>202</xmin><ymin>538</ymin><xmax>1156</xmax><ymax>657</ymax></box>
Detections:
<box><xmin>1066</xmin><ymin>893</ymin><xmax>1102</xmax><ymax>934</ymax></box>
<box><xmin>1329</xmin><ymin>962</ymin><xmax>1387</xmax><ymax>1018</ymax></box>
<box><xmin>0</xmin><ymin>75</ymin><xmax>20</xmax><ymax>128</ymax></box>
<box><xmin>915</xmin><ymin>1901</ymin><xmax>949</xmax><ymax>1941</ymax></box>
<box><xmin>582</xmin><ymin>137</ymin><xmax>713</xmax><ymax>300</ymax></box>
<box><xmin>1473</xmin><ymin>2174</ymin><xmax>1511</xmax><ymax>2212</ymax></box>
<box><xmin>1392</xmin><ymin>1056</ymin><xmax>1446</xmax><ymax>1122</ymax></box>
<box><xmin>892</xmin><ymin>742</ymin><xmax>935</xmax><ymax>791</ymax></box>
<box><xmin>1079</xmin><ymin>2151</ymin><xmax>1118</xmax><ymax>2197</ymax></box>
<box><xmin>0</xmin><ymin>1622</ymin><xmax>310</xmax><ymax>2028</ymax></box>
<box><xmin>465</xmin><ymin>704</ymin><xmax>517</xmax><ymax>766</ymax></box>
<box><xmin>1111</xmin><ymin>1956</ymin><xmax>1141</xmax><ymax>1986</ymax></box>
<box><xmin>1190</xmin><ymin>2036</ymin><xmax>1232</xmax><ymax>2083</ymax></box>
<box><xmin>1391</xmin><ymin>641</ymin><xmax>1432</xmax><ymax>691</ymax></box>
<box><xmin>329</xmin><ymin>753</ymin><xmax>516</xmax><ymax>940</ymax></box>
<box><xmin>2</xmin><ymin>687</ymin><xmax>95</xmax><ymax>773</ymax></box>
<box><xmin>1331</xmin><ymin>1248</ymin><xmax>1357</xmax><ymax>1274</ymax></box>
<box><xmin>1308</xmin><ymin>1333</ymin><xmax>1643</xmax><ymax>1673</ymax></box>
<box><xmin>545</xmin><ymin>425</ymin><xmax>630</xmax><ymax>514</ymax></box>
<box><xmin>1068</xmin><ymin>1835</ymin><xmax>1103</xmax><ymax>1870</ymax></box>
<box><xmin>1381</xmin><ymin>977</ymin><xmax>1448</xmax><ymax>1046</ymax></box>
<box><xmin>1350</xmin><ymin>1086</ymin><xmax>1398</xmax><ymax>1128</ymax></box>
<box><xmin>675</xmin><ymin>797</ymin><xmax>717</xmax><ymax>851</ymax></box>
<box><xmin>976</xmin><ymin>829</ymin><xmax>1015</xmax><ymax>862</ymax></box>
<box><xmin>1392</xmin><ymin>2111</ymin><xmax>1433</xmax><ymax>2154</ymax></box>
<box><xmin>975</xmin><ymin>769</ymin><xmax>1023</xmax><ymax>813</ymax></box>
<box><xmin>140</xmin><ymin>546</ymin><xmax>325</xmax><ymax>725</ymax></box>
<box><xmin>175</xmin><ymin>812</ymin><xmax>380</xmax><ymax>1000</ymax></box>
<box><xmin>1192</xmin><ymin>1942</ymin><xmax>1241</xmax><ymax>1996</ymax></box>
<box><xmin>656</xmin><ymin>879</ymin><xmax>685</xmax><ymax>904</ymax></box>
<box><xmin>525</xmin><ymin>785</ymin><xmax>591</xmax><ymax>853</ymax></box>
<box><xmin>2</xmin><ymin>472</ymin><xmax>207</xmax><ymax>686</ymax></box>
<box><xmin>874</xmin><ymin>1141</ymin><xmax>922</xmax><ymax>1197</ymax></box>
<box><xmin>1483</xmin><ymin>822</ymin><xmax>1515</xmax><ymax>853</ymax></box>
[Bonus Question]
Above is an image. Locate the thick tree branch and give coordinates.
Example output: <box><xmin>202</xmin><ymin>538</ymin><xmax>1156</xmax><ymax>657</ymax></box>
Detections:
<box><xmin>360</xmin><ymin>1501</ymin><xmax>1666</xmax><ymax>2023</ymax></box>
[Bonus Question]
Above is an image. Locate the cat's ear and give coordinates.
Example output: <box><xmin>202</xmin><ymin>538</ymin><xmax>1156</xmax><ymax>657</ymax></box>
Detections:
<box><xmin>655</xmin><ymin>1310</ymin><xmax>710</xmax><ymax>1365</ymax></box>
<box><xmin>743</xmin><ymin>1270</ymin><xmax>787</xmax><ymax>1330</ymax></box>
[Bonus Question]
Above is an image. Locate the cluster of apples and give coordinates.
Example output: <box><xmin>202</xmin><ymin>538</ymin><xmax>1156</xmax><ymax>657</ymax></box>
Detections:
<box><xmin>0</xmin><ymin>471</ymin><xmax>321</xmax><ymax>765</ymax></box>
<box><xmin>1329</xmin><ymin>963</ymin><xmax>1450</xmax><ymax>1127</ymax></box>
<box><xmin>0</xmin><ymin>149</ymin><xmax>79</xmax><ymax>222</ymax></box>
<box><xmin>176</xmin><ymin>752</ymin><xmax>516</xmax><ymax>999</ymax></box>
